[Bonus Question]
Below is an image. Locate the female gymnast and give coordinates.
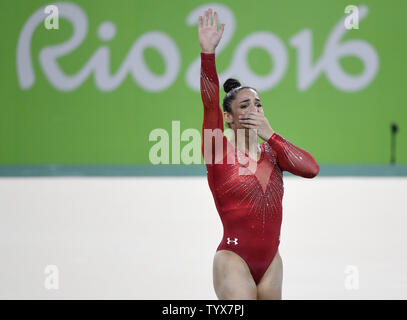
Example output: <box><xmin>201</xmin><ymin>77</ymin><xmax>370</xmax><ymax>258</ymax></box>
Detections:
<box><xmin>198</xmin><ymin>8</ymin><xmax>320</xmax><ymax>300</ymax></box>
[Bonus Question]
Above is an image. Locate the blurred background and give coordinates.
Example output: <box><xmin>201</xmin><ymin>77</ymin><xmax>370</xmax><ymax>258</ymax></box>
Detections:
<box><xmin>0</xmin><ymin>0</ymin><xmax>406</xmax><ymax>299</ymax></box>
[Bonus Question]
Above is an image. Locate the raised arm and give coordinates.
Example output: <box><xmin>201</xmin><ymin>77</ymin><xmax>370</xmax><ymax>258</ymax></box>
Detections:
<box><xmin>200</xmin><ymin>53</ymin><xmax>222</xmax><ymax>131</ymax></box>
<box><xmin>267</xmin><ymin>133</ymin><xmax>320</xmax><ymax>178</ymax></box>
<box><xmin>199</xmin><ymin>9</ymin><xmax>225</xmax><ymax>165</ymax></box>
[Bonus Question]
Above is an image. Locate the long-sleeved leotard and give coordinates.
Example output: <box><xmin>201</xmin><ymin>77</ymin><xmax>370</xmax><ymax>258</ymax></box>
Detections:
<box><xmin>200</xmin><ymin>52</ymin><xmax>319</xmax><ymax>284</ymax></box>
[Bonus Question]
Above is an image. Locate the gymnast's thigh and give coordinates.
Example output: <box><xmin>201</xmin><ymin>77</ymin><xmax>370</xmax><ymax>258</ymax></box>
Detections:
<box><xmin>212</xmin><ymin>250</ymin><xmax>257</xmax><ymax>300</ymax></box>
<box><xmin>256</xmin><ymin>250</ymin><xmax>283</xmax><ymax>300</ymax></box>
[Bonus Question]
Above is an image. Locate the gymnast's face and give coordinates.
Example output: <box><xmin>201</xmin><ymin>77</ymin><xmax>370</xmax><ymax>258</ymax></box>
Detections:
<box><xmin>224</xmin><ymin>88</ymin><xmax>263</xmax><ymax>130</ymax></box>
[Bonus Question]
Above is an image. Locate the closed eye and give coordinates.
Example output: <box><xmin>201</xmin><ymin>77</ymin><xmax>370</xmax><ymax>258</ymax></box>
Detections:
<box><xmin>240</xmin><ymin>103</ymin><xmax>262</xmax><ymax>109</ymax></box>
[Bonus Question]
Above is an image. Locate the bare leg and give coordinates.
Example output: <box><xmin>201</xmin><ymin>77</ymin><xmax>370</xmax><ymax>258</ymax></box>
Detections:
<box><xmin>213</xmin><ymin>250</ymin><xmax>257</xmax><ymax>300</ymax></box>
<box><xmin>256</xmin><ymin>251</ymin><xmax>283</xmax><ymax>300</ymax></box>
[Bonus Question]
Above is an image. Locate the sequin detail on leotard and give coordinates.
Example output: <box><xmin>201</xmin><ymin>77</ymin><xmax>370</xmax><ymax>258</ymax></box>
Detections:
<box><xmin>215</xmin><ymin>142</ymin><xmax>284</xmax><ymax>234</ymax></box>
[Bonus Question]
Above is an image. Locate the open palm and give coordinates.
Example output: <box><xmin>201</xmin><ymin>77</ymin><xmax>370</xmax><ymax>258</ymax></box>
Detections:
<box><xmin>198</xmin><ymin>8</ymin><xmax>225</xmax><ymax>54</ymax></box>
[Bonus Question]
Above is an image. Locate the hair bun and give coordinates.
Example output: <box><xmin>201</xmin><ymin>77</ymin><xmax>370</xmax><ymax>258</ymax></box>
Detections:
<box><xmin>223</xmin><ymin>78</ymin><xmax>241</xmax><ymax>93</ymax></box>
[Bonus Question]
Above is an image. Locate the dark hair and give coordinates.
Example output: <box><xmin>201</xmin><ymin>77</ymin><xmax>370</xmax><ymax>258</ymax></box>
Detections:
<box><xmin>222</xmin><ymin>78</ymin><xmax>257</xmax><ymax>128</ymax></box>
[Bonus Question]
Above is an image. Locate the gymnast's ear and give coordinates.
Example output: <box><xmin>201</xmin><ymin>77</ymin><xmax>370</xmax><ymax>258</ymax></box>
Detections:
<box><xmin>224</xmin><ymin>111</ymin><xmax>233</xmax><ymax>128</ymax></box>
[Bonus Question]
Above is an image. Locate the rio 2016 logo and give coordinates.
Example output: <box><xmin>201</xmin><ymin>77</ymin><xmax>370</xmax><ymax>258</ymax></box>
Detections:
<box><xmin>17</xmin><ymin>2</ymin><xmax>378</xmax><ymax>93</ymax></box>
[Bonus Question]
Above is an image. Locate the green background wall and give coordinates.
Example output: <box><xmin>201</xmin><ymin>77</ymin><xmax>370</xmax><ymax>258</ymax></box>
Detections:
<box><xmin>0</xmin><ymin>0</ymin><xmax>405</xmax><ymax>166</ymax></box>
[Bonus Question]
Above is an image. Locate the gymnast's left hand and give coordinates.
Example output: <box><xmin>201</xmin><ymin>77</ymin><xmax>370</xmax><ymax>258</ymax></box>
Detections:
<box><xmin>238</xmin><ymin>111</ymin><xmax>275</xmax><ymax>141</ymax></box>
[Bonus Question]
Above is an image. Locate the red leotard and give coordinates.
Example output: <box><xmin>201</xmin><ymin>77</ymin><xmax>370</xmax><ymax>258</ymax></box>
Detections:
<box><xmin>200</xmin><ymin>52</ymin><xmax>320</xmax><ymax>285</ymax></box>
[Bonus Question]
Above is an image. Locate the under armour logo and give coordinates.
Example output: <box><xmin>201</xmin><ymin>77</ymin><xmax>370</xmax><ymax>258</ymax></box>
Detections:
<box><xmin>227</xmin><ymin>237</ymin><xmax>238</xmax><ymax>245</ymax></box>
